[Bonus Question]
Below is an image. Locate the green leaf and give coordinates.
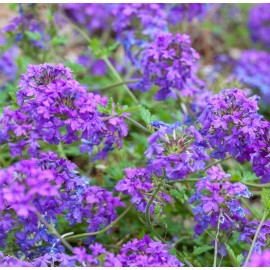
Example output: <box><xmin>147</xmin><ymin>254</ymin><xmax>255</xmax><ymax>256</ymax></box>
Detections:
<box><xmin>46</xmin><ymin>8</ymin><xmax>54</xmax><ymax>21</ymax></box>
<box><xmin>97</xmin><ymin>104</ymin><xmax>109</xmax><ymax>114</ymax></box>
<box><xmin>262</xmin><ymin>189</ymin><xmax>270</xmax><ymax>211</ymax></box>
<box><xmin>98</xmin><ymin>254</ymin><xmax>107</xmax><ymax>266</ymax></box>
<box><xmin>8</xmin><ymin>3</ymin><xmax>18</xmax><ymax>10</ymax></box>
<box><xmin>51</xmin><ymin>36</ymin><xmax>67</xmax><ymax>46</ymax></box>
<box><xmin>106</xmin><ymin>97</ymin><xmax>113</xmax><ymax>113</ymax></box>
<box><xmin>25</xmin><ymin>31</ymin><xmax>41</xmax><ymax>41</ymax></box>
<box><xmin>139</xmin><ymin>105</ymin><xmax>154</xmax><ymax>125</ymax></box>
<box><xmin>8</xmin><ymin>91</ymin><xmax>17</xmax><ymax>102</ymax></box>
<box><xmin>192</xmin><ymin>245</ymin><xmax>214</xmax><ymax>256</ymax></box>
<box><xmin>65</xmin><ymin>61</ymin><xmax>85</xmax><ymax>74</ymax></box>
<box><xmin>154</xmin><ymin>204</ymin><xmax>162</xmax><ymax>216</ymax></box>
<box><xmin>226</xmin><ymin>244</ymin><xmax>243</xmax><ymax>266</ymax></box>
<box><xmin>170</xmin><ymin>246</ymin><xmax>177</xmax><ymax>256</ymax></box>
<box><xmin>88</xmin><ymin>38</ymin><xmax>106</xmax><ymax>58</ymax></box>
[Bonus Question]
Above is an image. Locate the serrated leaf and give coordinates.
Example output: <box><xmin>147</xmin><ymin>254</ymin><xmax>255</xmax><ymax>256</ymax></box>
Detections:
<box><xmin>8</xmin><ymin>91</ymin><xmax>17</xmax><ymax>102</ymax></box>
<box><xmin>193</xmin><ymin>245</ymin><xmax>214</xmax><ymax>255</ymax></box>
<box><xmin>98</xmin><ymin>254</ymin><xmax>107</xmax><ymax>266</ymax></box>
<box><xmin>226</xmin><ymin>244</ymin><xmax>241</xmax><ymax>266</ymax></box>
<box><xmin>106</xmin><ymin>97</ymin><xmax>113</xmax><ymax>113</ymax></box>
<box><xmin>25</xmin><ymin>31</ymin><xmax>41</xmax><ymax>41</ymax></box>
<box><xmin>51</xmin><ymin>36</ymin><xmax>67</xmax><ymax>46</ymax></box>
<box><xmin>262</xmin><ymin>189</ymin><xmax>270</xmax><ymax>210</ymax></box>
<box><xmin>154</xmin><ymin>204</ymin><xmax>162</xmax><ymax>215</ymax></box>
<box><xmin>97</xmin><ymin>104</ymin><xmax>109</xmax><ymax>114</ymax></box>
<box><xmin>170</xmin><ymin>246</ymin><xmax>177</xmax><ymax>256</ymax></box>
<box><xmin>139</xmin><ymin>105</ymin><xmax>153</xmax><ymax>125</ymax></box>
<box><xmin>65</xmin><ymin>61</ymin><xmax>85</xmax><ymax>74</ymax></box>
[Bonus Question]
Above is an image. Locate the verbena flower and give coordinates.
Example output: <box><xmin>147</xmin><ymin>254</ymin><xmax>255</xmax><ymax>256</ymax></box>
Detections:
<box><xmin>0</xmin><ymin>45</ymin><xmax>19</xmax><ymax>90</ymax></box>
<box><xmin>74</xmin><ymin>236</ymin><xmax>183</xmax><ymax>266</ymax></box>
<box><xmin>167</xmin><ymin>4</ymin><xmax>208</xmax><ymax>25</ymax></box>
<box><xmin>112</xmin><ymin>4</ymin><xmax>167</xmax><ymax>63</ymax></box>
<box><xmin>0</xmin><ymin>152</ymin><xmax>124</xmax><ymax>258</ymax></box>
<box><xmin>136</xmin><ymin>32</ymin><xmax>204</xmax><ymax>100</ymax></box>
<box><xmin>197</xmin><ymin>88</ymin><xmax>270</xmax><ymax>181</ymax></box>
<box><xmin>0</xmin><ymin>63</ymin><xmax>128</xmax><ymax>159</ymax></box>
<box><xmin>247</xmin><ymin>249</ymin><xmax>270</xmax><ymax>267</ymax></box>
<box><xmin>145</xmin><ymin>120</ymin><xmax>209</xmax><ymax>180</ymax></box>
<box><xmin>61</xmin><ymin>4</ymin><xmax>113</xmax><ymax>35</ymax></box>
<box><xmin>3</xmin><ymin>5</ymin><xmax>49</xmax><ymax>49</ymax></box>
<box><xmin>115</xmin><ymin>235</ymin><xmax>183</xmax><ymax>266</ymax></box>
<box><xmin>115</xmin><ymin>167</ymin><xmax>170</xmax><ymax>212</ymax></box>
<box><xmin>238</xmin><ymin>220</ymin><xmax>270</xmax><ymax>255</ymax></box>
<box><xmin>248</xmin><ymin>4</ymin><xmax>270</xmax><ymax>49</ymax></box>
<box><xmin>234</xmin><ymin>49</ymin><xmax>270</xmax><ymax>106</ymax></box>
<box><xmin>189</xmin><ymin>166</ymin><xmax>251</xmax><ymax>235</ymax></box>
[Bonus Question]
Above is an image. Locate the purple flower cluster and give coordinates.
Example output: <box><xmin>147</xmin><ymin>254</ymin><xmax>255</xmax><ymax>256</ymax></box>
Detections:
<box><xmin>136</xmin><ymin>32</ymin><xmax>204</xmax><ymax>100</ymax></box>
<box><xmin>189</xmin><ymin>166</ymin><xmax>252</xmax><ymax>235</ymax></box>
<box><xmin>248</xmin><ymin>4</ymin><xmax>270</xmax><ymax>48</ymax></box>
<box><xmin>3</xmin><ymin>5</ymin><xmax>49</xmax><ymax>49</ymax></box>
<box><xmin>0</xmin><ymin>151</ymin><xmax>124</xmax><ymax>259</ymax></box>
<box><xmin>114</xmin><ymin>235</ymin><xmax>183</xmax><ymax>267</ymax></box>
<box><xmin>115</xmin><ymin>168</ymin><xmax>170</xmax><ymax>212</ymax></box>
<box><xmin>0</xmin><ymin>252</ymin><xmax>76</xmax><ymax>267</ymax></box>
<box><xmin>247</xmin><ymin>249</ymin><xmax>270</xmax><ymax>267</ymax></box>
<box><xmin>198</xmin><ymin>88</ymin><xmax>270</xmax><ymax>182</ymax></box>
<box><xmin>0</xmin><ymin>158</ymin><xmax>58</xmax><ymax>218</ymax></box>
<box><xmin>112</xmin><ymin>4</ymin><xmax>167</xmax><ymax>63</ymax></box>
<box><xmin>0</xmin><ymin>45</ymin><xmax>20</xmax><ymax>89</ymax></box>
<box><xmin>167</xmin><ymin>4</ymin><xmax>208</xmax><ymax>25</ymax></box>
<box><xmin>61</xmin><ymin>4</ymin><xmax>113</xmax><ymax>35</ymax></box>
<box><xmin>75</xmin><ymin>235</ymin><xmax>182</xmax><ymax>267</ymax></box>
<box><xmin>238</xmin><ymin>220</ymin><xmax>270</xmax><ymax>255</ymax></box>
<box><xmin>0</xmin><ymin>63</ymin><xmax>128</xmax><ymax>159</ymax></box>
<box><xmin>234</xmin><ymin>49</ymin><xmax>270</xmax><ymax>106</ymax></box>
<box><xmin>145</xmin><ymin>120</ymin><xmax>209</xmax><ymax>180</ymax></box>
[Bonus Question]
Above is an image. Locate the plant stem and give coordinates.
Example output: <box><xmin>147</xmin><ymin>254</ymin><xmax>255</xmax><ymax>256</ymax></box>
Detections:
<box><xmin>203</xmin><ymin>155</ymin><xmax>233</xmax><ymax>172</ymax></box>
<box><xmin>89</xmin><ymin>79</ymin><xmax>138</xmax><ymax>92</ymax></box>
<box><xmin>244</xmin><ymin>210</ymin><xmax>269</xmax><ymax>266</ymax></box>
<box><xmin>61</xmin><ymin>11</ymin><xmax>139</xmax><ymax>104</ymax></box>
<box><xmin>123</xmin><ymin>115</ymin><xmax>151</xmax><ymax>134</ymax></box>
<box><xmin>243</xmin><ymin>183</ymin><xmax>270</xmax><ymax>189</ymax></box>
<box><xmin>57</xmin><ymin>142</ymin><xmax>67</xmax><ymax>159</ymax></box>
<box><xmin>65</xmin><ymin>204</ymin><xmax>133</xmax><ymax>241</ymax></box>
<box><xmin>145</xmin><ymin>184</ymin><xmax>165</xmax><ymax>243</ymax></box>
<box><xmin>35</xmin><ymin>211</ymin><xmax>74</xmax><ymax>253</ymax></box>
<box><xmin>213</xmin><ymin>216</ymin><xmax>221</xmax><ymax>267</ymax></box>
<box><xmin>102</xmin><ymin>57</ymin><xmax>139</xmax><ymax>104</ymax></box>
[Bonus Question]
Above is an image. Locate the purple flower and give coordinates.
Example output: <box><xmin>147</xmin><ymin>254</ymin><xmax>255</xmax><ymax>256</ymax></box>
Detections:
<box><xmin>115</xmin><ymin>168</ymin><xmax>170</xmax><ymax>213</ymax></box>
<box><xmin>189</xmin><ymin>166</ymin><xmax>251</xmax><ymax>235</ymax></box>
<box><xmin>116</xmin><ymin>235</ymin><xmax>183</xmax><ymax>266</ymax></box>
<box><xmin>248</xmin><ymin>4</ymin><xmax>270</xmax><ymax>49</ymax></box>
<box><xmin>0</xmin><ymin>64</ymin><xmax>128</xmax><ymax>159</ymax></box>
<box><xmin>247</xmin><ymin>249</ymin><xmax>270</xmax><ymax>267</ymax></box>
<box><xmin>145</xmin><ymin>121</ymin><xmax>209</xmax><ymax>181</ymax></box>
<box><xmin>61</xmin><ymin>4</ymin><xmax>113</xmax><ymax>35</ymax></box>
<box><xmin>0</xmin><ymin>46</ymin><xmax>20</xmax><ymax>89</ymax></box>
<box><xmin>136</xmin><ymin>32</ymin><xmax>204</xmax><ymax>100</ymax></box>
<box><xmin>197</xmin><ymin>88</ymin><xmax>270</xmax><ymax>181</ymax></box>
<box><xmin>167</xmin><ymin>4</ymin><xmax>209</xmax><ymax>25</ymax></box>
<box><xmin>234</xmin><ymin>49</ymin><xmax>270</xmax><ymax>106</ymax></box>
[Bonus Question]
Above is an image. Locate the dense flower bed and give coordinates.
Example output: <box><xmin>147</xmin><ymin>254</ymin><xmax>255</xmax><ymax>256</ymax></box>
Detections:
<box><xmin>0</xmin><ymin>3</ymin><xmax>270</xmax><ymax>267</ymax></box>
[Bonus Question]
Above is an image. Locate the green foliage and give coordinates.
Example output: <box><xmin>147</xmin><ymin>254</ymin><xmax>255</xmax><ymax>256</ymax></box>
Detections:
<box><xmin>226</xmin><ymin>245</ymin><xmax>244</xmax><ymax>267</ymax></box>
<box><xmin>261</xmin><ymin>189</ymin><xmax>270</xmax><ymax>211</ymax></box>
<box><xmin>192</xmin><ymin>245</ymin><xmax>214</xmax><ymax>255</ymax></box>
<box><xmin>25</xmin><ymin>31</ymin><xmax>42</xmax><ymax>41</ymax></box>
<box><xmin>89</xmin><ymin>38</ymin><xmax>119</xmax><ymax>58</ymax></box>
<box><xmin>139</xmin><ymin>105</ymin><xmax>155</xmax><ymax>125</ymax></box>
<box><xmin>98</xmin><ymin>254</ymin><xmax>108</xmax><ymax>266</ymax></box>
